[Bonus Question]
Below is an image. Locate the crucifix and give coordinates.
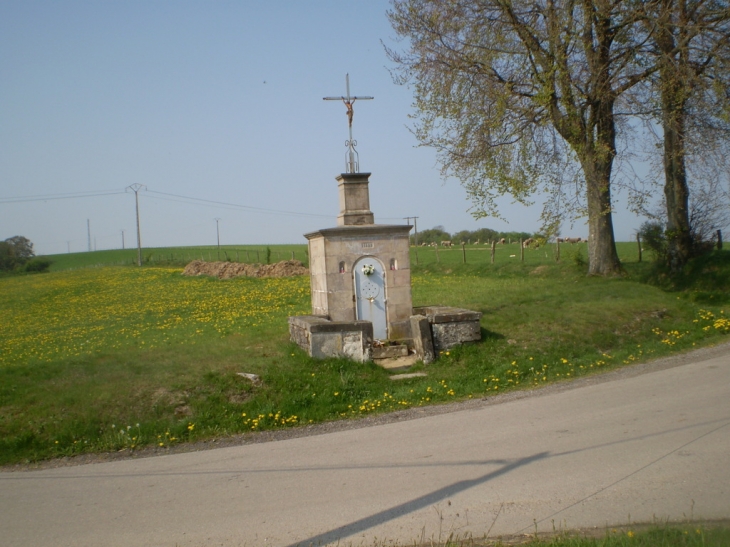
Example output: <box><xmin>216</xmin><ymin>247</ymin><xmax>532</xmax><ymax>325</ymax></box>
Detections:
<box><xmin>324</xmin><ymin>73</ymin><xmax>374</xmax><ymax>173</ymax></box>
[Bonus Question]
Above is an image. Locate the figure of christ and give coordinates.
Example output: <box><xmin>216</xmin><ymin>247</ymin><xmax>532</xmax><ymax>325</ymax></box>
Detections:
<box><xmin>343</xmin><ymin>97</ymin><xmax>356</xmax><ymax>127</ymax></box>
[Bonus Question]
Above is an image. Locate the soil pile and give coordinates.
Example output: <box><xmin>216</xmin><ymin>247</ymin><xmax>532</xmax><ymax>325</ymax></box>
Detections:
<box><xmin>182</xmin><ymin>260</ymin><xmax>309</xmax><ymax>279</ymax></box>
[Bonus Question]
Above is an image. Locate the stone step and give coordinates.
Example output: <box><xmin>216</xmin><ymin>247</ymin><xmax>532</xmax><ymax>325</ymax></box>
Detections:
<box><xmin>389</xmin><ymin>372</ymin><xmax>428</xmax><ymax>381</ymax></box>
<box><xmin>372</xmin><ymin>344</ymin><xmax>409</xmax><ymax>359</ymax></box>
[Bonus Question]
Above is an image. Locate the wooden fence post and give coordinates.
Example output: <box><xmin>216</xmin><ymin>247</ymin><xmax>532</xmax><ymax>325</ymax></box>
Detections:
<box><xmin>491</xmin><ymin>241</ymin><xmax>496</xmax><ymax>264</ymax></box>
<box><xmin>461</xmin><ymin>242</ymin><xmax>466</xmax><ymax>263</ymax></box>
<box><xmin>435</xmin><ymin>244</ymin><xmax>440</xmax><ymax>263</ymax></box>
<box><xmin>520</xmin><ymin>239</ymin><xmax>524</xmax><ymax>262</ymax></box>
<box><xmin>637</xmin><ymin>234</ymin><xmax>642</xmax><ymax>262</ymax></box>
<box><xmin>717</xmin><ymin>229</ymin><xmax>723</xmax><ymax>251</ymax></box>
<box><xmin>556</xmin><ymin>239</ymin><xmax>560</xmax><ymax>262</ymax></box>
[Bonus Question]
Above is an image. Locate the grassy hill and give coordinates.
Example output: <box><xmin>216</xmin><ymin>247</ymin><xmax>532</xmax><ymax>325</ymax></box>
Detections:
<box><xmin>1</xmin><ymin>243</ymin><xmax>728</xmax><ymax>465</ymax></box>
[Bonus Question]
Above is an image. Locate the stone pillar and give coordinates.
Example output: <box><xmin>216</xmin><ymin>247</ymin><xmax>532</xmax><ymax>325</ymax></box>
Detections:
<box><xmin>337</xmin><ymin>172</ymin><xmax>374</xmax><ymax>226</ymax></box>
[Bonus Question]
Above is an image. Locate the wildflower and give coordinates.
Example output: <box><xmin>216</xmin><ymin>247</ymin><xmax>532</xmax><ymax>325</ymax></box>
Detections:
<box><xmin>627</xmin><ymin>531</ymin><xmax>634</xmax><ymax>538</ymax></box>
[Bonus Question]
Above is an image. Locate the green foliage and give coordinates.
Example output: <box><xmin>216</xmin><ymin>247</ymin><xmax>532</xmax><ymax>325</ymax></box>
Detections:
<box><xmin>413</xmin><ymin>226</ymin><xmax>535</xmax><ymax>246</ymax></box>
<box><xmin>638</xmin><ymin>221</ymin><xmax>668</xmax><ymax>262</ymax></box>
<box><xmin>414</xmin><ymin>226</ymin><xmax>452</xmax><ymax>245</ymax></box>
<box><xmin>0</xmin><ymin>236</ymin><xmax>35</xmax><ymax>272</ymax></box>
<box><xmin>567</xmin><ymin>246</ymin><xmax>587</xmax><ymax>270</ymax></box>
<box><xmin>23</xmin><ymin>258</ymin><xmax>52</xmax><ymax>273</ymax></box>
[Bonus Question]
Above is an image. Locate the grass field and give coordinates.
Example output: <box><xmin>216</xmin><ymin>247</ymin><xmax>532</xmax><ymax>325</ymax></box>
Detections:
<box><xmin>499</xmin><ymin>522</ymin><xmax>730</xmax><ymax>546</ymax></box>
<box><xmin>1</xmin><ymin>243</ymin><xmax>729</xmax><ymax>465</ymax></box>
<box><xmin>43</xmin><ymin>244</ymin><xmax>309</xmax><ymax>271</ymax></box>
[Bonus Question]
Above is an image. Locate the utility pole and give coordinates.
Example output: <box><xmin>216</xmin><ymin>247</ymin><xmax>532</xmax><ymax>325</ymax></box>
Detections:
<box><xmin>121</xmin><ymin>230</ymin><xmax>126</xmax><ymax>249</ymax></box>
<box><xmin>215</xmin><ymin>218</ymin><xmax>221</xmax><ymax>260</ymax></box>
<box><xmin>127</xmin><ymin>184</ymin><xmax>146</xmax><ymax>266</ymax></box>
<box><xmin>87</xmin><ymin>219</ymin><xmax>91</xmax><ymax>252</ymax></box>
<box><xmin>405</xmin><ymin>216</ymin><xmax>420</xmax><ymax>265</ymax></box>
<box><xmin>404</xmin><ymin>216</ymin><xmax>419</xmax><ymax>246</ymax></box>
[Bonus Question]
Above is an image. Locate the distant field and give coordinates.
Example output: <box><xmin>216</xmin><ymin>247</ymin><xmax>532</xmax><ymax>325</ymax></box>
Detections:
<box><xmin>43</xmin><ymin>244</ymin><xmax>309</xmax><ymax>271</ymax></box>
<box><xmin>41</xmin><ymin>240</ymin><xmax>645</xmax><ymax>271</ymax></box>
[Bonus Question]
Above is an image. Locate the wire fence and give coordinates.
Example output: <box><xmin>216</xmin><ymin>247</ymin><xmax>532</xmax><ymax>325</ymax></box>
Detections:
<box><xmin>137</xmin><ymin>248</ymin><xmax>307</xmax><ymax>266</ymax></box>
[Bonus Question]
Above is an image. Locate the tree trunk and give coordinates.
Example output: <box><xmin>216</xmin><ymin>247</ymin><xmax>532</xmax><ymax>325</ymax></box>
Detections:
<box><xmin>583</xmin><ymin>158</ymin><xmax>622</xmax><ymax>275</ymax></box>
<box><xmin>657</xmin><ymin>10</ymin><xmax>692</xmax><ymax>271</ymax></box>
<box><xmin>662</xmin><ymin>102</ymin><xmax>692</xmax><ymax>270</ymax></box>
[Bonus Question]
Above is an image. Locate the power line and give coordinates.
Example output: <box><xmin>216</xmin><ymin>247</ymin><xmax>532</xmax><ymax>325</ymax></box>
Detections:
<box><xmin>1</xmin><ymin>186</ymin><xmax>406</xmax><ymax>222</ymax></box>
<box><xmin>145</xmin><ymin>190</ymin><xmax>335</xmax><ymax>219</ymax></box>
<box><xmin>0</xmin><ymin>190</ymin><xmax>125</xmax><ymax>203</ymax></box>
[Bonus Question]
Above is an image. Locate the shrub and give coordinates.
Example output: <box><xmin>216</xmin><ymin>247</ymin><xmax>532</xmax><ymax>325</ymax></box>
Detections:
<box><xmin>638</xmin><ymin>221</ymin><xmax>668</xmax><ymax>261</ymax></box>
<box><xmin>24</xmin><ymin>258</ymin><xmax>52</xmax><ymax>273</ymax></box>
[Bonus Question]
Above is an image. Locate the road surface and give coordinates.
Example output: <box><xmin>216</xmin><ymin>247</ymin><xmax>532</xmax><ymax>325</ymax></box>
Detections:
<box><xmin>1</xmin><ymin>345</ymin><xmax>729</xmax><ymax>546</ymax></box>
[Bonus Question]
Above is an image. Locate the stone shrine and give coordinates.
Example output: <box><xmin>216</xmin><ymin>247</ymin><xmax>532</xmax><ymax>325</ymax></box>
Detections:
<box><xmin>306</xmin><ymin>172</ymin><xmax>413</xmax><ymax>341</ymax></box>
<box><xmin>288</xmin><ymin>74</ymin><xmax>481</xmax><ymax>362</ymax></box>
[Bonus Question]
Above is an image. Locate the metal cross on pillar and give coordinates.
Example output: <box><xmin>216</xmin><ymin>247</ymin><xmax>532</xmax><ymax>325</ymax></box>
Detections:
<box><xmin>324</xmin><ymin>74</ymin><xmax>374</xmax><ymax>173</ymax></box>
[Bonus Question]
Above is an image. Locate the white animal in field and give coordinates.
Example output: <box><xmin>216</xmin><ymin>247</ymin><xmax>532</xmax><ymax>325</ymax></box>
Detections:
<box><xmin>440</xmin><ymin>240</ymin><xmax>453</xmax><ymax>247</ymax></box>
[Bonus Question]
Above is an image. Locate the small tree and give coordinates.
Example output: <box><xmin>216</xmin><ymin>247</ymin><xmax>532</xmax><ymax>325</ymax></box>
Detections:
<box><xmin>638</xmin><ymin>221</ymin><xmax>668</xmax><ymax>262</ymax></box>
<box><xmin>0</xmin><ymin>236</ymin><xmax>35</xmax><ymax>271</ymax></box>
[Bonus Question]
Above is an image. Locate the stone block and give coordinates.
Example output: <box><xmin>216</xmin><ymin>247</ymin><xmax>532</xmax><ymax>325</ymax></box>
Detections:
<box><xmin>410</xmin><ymin>314</ymin><xmax>435</xmax><ymax>364</ymax></box>
<box><xmin>413</xmin><ymin>306</ymin><xmax>483</xmax><ymax>324</ymax></box>
<box><xmin>388</xmin><ymin>319</ymin><xmax>412</xmax><ymax>341</ymax></box>
<box><xmin>431</xmin><ymin>321</ymin><xmax>481</xmax><ymax>351</ymax></box>
<box><xmin>411</xmin><ymin>306</ymin><xmax>483</xmax><ymax>352</ymax></box>
<box><xmin>288</xmin><ymin>315</ymin><xmax>373</xmax><ymax>362</ymax></box>
<box><xmin>372</xmin><ymin>344</ymin><xmax>409</xmax><ymax>359</ymax></box>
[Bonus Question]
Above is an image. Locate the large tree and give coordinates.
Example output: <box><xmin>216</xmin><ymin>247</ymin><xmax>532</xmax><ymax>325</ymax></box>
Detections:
<box><xmin>641</xmin><ymin>0</ymin><xmax>730</xmax><ymax>270</ymax></box>
<box><xmin>387</xmin><ymin>0</ymin><xmax>655</xmax><ymax>274</ymax></box>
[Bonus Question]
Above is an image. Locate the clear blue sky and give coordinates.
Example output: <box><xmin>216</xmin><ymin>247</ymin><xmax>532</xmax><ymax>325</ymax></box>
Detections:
<box><xmin>0</xmin><ymin>1</ymin><xmax>648</xmax><ymax>255</ymax></box>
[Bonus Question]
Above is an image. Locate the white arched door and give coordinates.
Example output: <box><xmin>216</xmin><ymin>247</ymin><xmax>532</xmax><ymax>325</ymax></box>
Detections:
<box><xmin>353</xmin><ymin>257</ymin><xmax>387</xmax><ymax>340</ymax></box>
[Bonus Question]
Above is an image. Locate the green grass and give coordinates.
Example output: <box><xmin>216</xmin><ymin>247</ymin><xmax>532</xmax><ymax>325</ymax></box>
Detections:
<box><xmin>495</xmin><ymin>523</ymin><xmax>730</xmax><ymax>546</ymax></box>
<box><xmin>1</xmin><ymin>245</ymin><xmax>729</xmax><ymax>465</ymax></box>
<box><xmin>42</xmin><ymin>244</ymin><xmax>309</xmax><ymax>271</ymax></box>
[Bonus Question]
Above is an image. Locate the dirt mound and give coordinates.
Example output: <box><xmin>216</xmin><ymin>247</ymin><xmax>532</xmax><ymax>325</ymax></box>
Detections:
<box><xmin>182</xmin><ymin>260</ymin><xmax>309</xmax><ymax>279</ymax></box>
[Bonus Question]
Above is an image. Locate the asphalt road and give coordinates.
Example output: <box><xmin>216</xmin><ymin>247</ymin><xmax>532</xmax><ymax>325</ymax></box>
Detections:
<box><xmin>2</xmin><ymin>345</ymin><xmax>729</xmax><ymax>547</ymax></box>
